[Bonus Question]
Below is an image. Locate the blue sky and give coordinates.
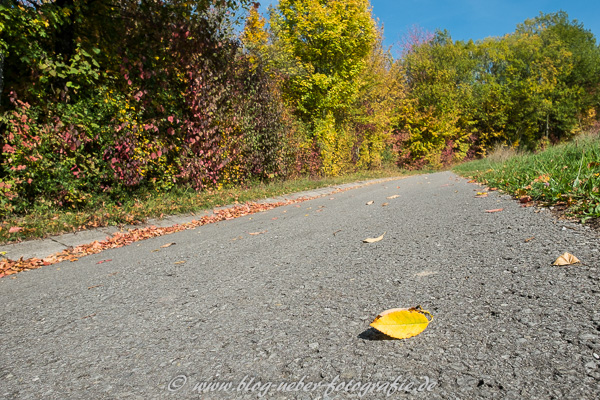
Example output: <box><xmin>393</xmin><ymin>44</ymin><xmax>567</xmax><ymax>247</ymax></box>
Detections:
<box><xmin>257</xmin><ymin>1</ymin><xmax>599</xmax><ymax>54</ymax></box>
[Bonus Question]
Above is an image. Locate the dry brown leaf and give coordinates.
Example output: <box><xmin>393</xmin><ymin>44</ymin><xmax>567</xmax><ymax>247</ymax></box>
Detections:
<box><xmin>249</xmin><ymin>230</ymin><xmax>268</xmax><ymax>235</ymax></box>
<box><xmin>8</xmin><ymin>226</ymin><xmax>22</xmax><ymax>233</ymax></box>
<box><xmin>363</xmin><ymin>232</ymin><xmax>386</xmax><ymax>243</ymax></box>
<box><xmin>519</xmin><ymin>195</ymin><xmax>532</xmax><ymax>203</ymax></box>
<box><xmin>174</xmin><ymin>261</ymin><xmax>186</xmax><ymax>265</ymax></box>
<box><xmin>387</xmin><ymin>195</ymin><xmax>400</xmax><ymax>199</ymax></box>
<box><xmin>552</xmin><ymin>252</ymin><xmax>580</xmax><ymax>266</ymax></box>
<box><xmin>485</xmin><ymin>208</ymin><xmax>504</xmax><ymax>213</ymax></box>
<box><xmin>370</xmin><ymin>306</ymin><xmax>433</xmax><ymax>339</ymax></box>
<box><xmin>381</xmin><ymin>202</ymin><xmax>389</xmax><ymax>207</ymax></box>
<box><xmin>161</xmin><ymin>243</ymin><xmax>176</xmax><ymax>248</ymax></box>
<box><xmin>524</xmin><ymin>236</ymin><xmax>535</xmax><ymax>243</ymax></box>
<box><xmin>96</xmin><ymin>259</ymin><xmax>112</xmax><ymax>264</ymax></box>
<box><xmin>366</xmin><ymin>201</ymin><xmax>374</xmax><ymax>205</ymax></box>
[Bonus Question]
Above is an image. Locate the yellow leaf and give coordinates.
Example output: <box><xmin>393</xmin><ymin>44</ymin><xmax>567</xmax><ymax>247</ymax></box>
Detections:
<box><xmin>552</xmin><ymin>252</ymin><xmax>580</xmax><ymax>266</ymax></box>
<box><xmin>387</xmin><ymin>195</ymin><xmax>400</xmax><ymax>199</ymax></box>
<box><xmin>370</xmin><ymin>306</ymin><xmax>433</xmax><ymax>339</ymax></box>
<box><xmin>363</xmin><ymin>231</ymin><xmax>386</xmax><ymax>243</ymax></box>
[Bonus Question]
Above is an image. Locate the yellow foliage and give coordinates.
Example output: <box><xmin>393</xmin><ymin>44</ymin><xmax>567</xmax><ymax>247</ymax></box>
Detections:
<box><xmin>314</xmin><ymin>113</ymin><xmax>353</xmax><ymax>176</ymax></box>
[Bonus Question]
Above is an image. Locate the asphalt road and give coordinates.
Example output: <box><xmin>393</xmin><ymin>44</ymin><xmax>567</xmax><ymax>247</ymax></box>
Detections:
<box><xmin>1</xmin><ymin>171</ymin><xmax>599</xmax><ymax>400</ymax></box>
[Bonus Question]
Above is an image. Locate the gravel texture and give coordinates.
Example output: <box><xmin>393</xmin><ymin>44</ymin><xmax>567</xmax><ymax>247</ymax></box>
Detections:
<box><xmin>1</xmin><ymin>171</ymin><xmax>599</xmax><ymax>399</ymax></box>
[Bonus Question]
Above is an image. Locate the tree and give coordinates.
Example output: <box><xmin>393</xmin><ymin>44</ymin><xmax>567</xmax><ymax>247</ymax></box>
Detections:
<box><xmin>269</xmin><ymin>0</ymin><xmax>377</xmax><ymax>175</ymax></box>
<box><xmin>270</xmin><ymin>0</ymin><xmax>377</xmax><ymax>123</ymax></box>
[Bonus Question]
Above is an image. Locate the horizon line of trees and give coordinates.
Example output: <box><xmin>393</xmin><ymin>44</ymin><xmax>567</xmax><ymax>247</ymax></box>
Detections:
<box><xmin>1</xmin><ymin>0</ymin><xmax>599</xmax><ymax>216</ymax></box>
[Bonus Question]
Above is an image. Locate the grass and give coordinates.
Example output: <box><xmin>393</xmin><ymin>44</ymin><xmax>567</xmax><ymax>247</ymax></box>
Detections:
<box><xmin>0</xmin><ymin>165</ymin><xmax>420</xmax><ymax>244</ymax></box>
<box><xmin>453</xmin><ymin>131</ymin><xmax>600</xmax><ymax>224</ymax></box>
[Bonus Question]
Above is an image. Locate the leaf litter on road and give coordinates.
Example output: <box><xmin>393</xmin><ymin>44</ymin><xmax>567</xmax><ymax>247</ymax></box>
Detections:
<box><xmin>0</xmin><ymin>200</ymin><xmax>310</xmax><ymax>279</ymax></box>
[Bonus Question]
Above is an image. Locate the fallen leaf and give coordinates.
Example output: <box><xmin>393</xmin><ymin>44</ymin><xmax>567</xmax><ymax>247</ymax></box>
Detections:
<box><xmin>249</xmin><ymin>230</ymin><xmax>268</xmax><ymax>235</ymax></box>
<box><xmin>366</xmin><ymin>201</ymin><xmax>374</xmax><ymax>205</ymax></box>
<box><xmin>387</xmin><ymin>195</ymin><xmax>400</xmax><ymax>199</ymax></box>
<box><xmin>161</xmin><ymin>242</ymin><xmax>176</xmax><ymax>248</ymax></box>
<box><xmin>552</xmin><ymin>252</ymin><xmax>580</xmax><ymax>266</ymax></box>
<box><xmin>363</xmin><ymin>232</ymin><xmax>386</xmax><ymax>243</ymax></box>
<box><xmin>333</xmin><ymin>229</ymin><xmax>342</xmax><ymax>236</ymax></box>
<box><xmin>96</xmin><ymin>259</ymin><xmax>112</xmax><ymax>264</ymax></box>
<box><xmin>524</xmin><ymin>236</ymin><xmax>535</xmax><ymax>242</ymax></box>
<box><xmin>519</xmin><ymin>195</ymin><xmax>532</xmax><ymax>203</ymax></box>
<box><xmin>272</xmin><ymin>217</ymin><xmax>278</xmax><ymax>220</ymax></box>
<box><xmin>174</xmin><ymin>261</ymin><xmax>186</xmax><ymax>265</ymax></box>
<box><xmin>87</xmin><ymin>284</ymin><xmax>102</xmax><ymax>289</ymax></box>
<box><xmin>370</xmin><ymin>306</ymin><xmax>433</xmax><ymax>339</ymax></box>
<box><xmin>8</xmin><ymin>226</ymin><xmax>22</xmax><ymax>233</ymax></box>
<box><xmin>381</xmin><ymin>202</ymin><xmax>389</xmax><ymax>207</ymax></box>
<box><xmin>485</xmin><ymin>208</ymin><xmax>503</xmax><ymax>213</ymax></box>
<box><xmin>475</xmin><ymin>192</ymin><xmax>488</xmax><ymax>198</ymax></box>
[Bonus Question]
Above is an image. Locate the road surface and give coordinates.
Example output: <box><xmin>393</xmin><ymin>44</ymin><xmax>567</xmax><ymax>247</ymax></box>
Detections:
<box><xmin>1</xmin><ymin>171</ymin><xmax>599</xmax><ymax>399</ymax></box>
